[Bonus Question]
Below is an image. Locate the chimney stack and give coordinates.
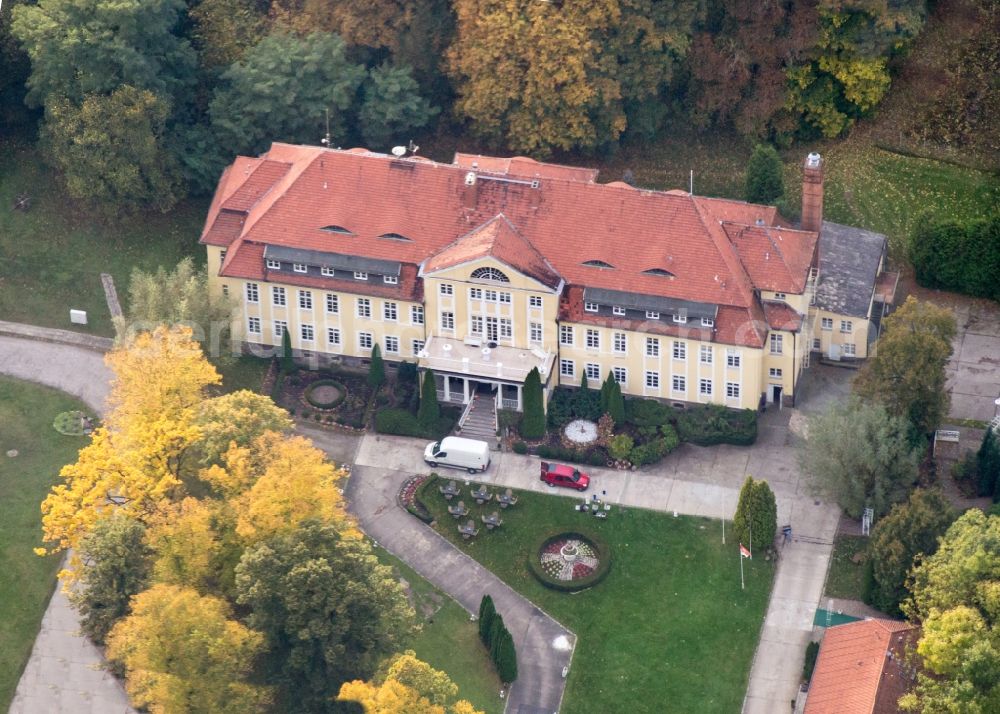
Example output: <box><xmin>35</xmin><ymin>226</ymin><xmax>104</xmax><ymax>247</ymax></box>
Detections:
<box><xmin>801</xmin><ymin>152</ymin><xmax>823</xmax><ymax>233</ymax></box>
<box><xmin>462</xmin><ymin>171</ymin><xmax>478</xmax><ymax>210</ymax></box>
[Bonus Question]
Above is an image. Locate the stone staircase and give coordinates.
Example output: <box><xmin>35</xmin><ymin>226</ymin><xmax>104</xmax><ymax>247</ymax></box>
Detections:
<box><xmin>457</xmin><ymin>394</ymin><xmax>497</xmax><ymax>442</ymax></box>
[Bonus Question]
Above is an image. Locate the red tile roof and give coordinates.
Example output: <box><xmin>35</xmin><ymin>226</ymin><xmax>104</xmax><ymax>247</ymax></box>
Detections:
<box><xmin>806</xmin><ymin>619</ymin><xmax>917</xmax><ymax>714</ymax></box>
<box><xmin>722</xmin><ymin>222</ymin><xmax>818</xmax><ymax>293</ymax></box>
<box><xmin>201</xmin><ymin>144</ymin><xmax>818</xmax><ymax>324</ymax></box>
<box><xmin>423</xmin><ymin>215</ymin><xmax>561</xmax><ymax>289</ymax></box>
<box><xmin>761</xmin><ymin>300</ymin><xmax>803</xmax><ymax>332</ymax></box>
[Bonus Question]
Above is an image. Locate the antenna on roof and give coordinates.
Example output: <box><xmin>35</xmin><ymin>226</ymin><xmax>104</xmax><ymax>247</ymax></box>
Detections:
<box><xmin>391</xmin><ymin>146</ymin><xmax>407</xmax><ymax>157</ymax></box>
<box><xmin>320</xmin><ymin>108</ymin><xmax>331</xmax><ymax>148</ymax></box>
<box><xmin>407</xmin><ymin>140</ymin><xmax>420</xmax><ymax>155</ymax></box>
<box><xmin>689</xmin><ymin>169</ymin><xmax>694</xmax><ymax>195</ymax></box>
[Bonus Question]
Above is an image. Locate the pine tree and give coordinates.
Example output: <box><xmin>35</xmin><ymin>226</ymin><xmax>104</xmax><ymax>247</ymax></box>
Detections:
<box><xmin>733</xmin><ymin>476</ymin><xmax>777</xmax><ymax>552</ymax></box>
<box><xmin>280</xmin><ymin>327</ymin><xmax>294</xmax><ymax>374</ymax></box>
<box><xmin>521</xmin><ymin>367</ymin><xmax>545</xmax><ymax>439</ymax></box>
<box><xmin>977</xmin><ymin>428</ymin><xmax>1000</xmax><ymax>499</ymax></box>
<box><xmin>489</xmin><ymin>614</ymin><xmax>505</xmax><ymax>663</ymax></box>
<box><xmin>417</xmin><ymin>369</ymin><xmax>440</xmax><ymax>430</ymax></box>
<box><xmin>478</xmin><ymin>594</ymin><xmax>496</xmax><ymax>647</ymax></box>
<box><xmin>600</xmin><ymin>373</ymin><xmax>615</xmax><ymax>416</ymax></box>
<box><xmin>608</xmin><ymin>377</ymin><xmax>625</xmax><ymax>425</ymax></box>
<box><xmin>744</xmin><ymin>144</ymin><xmax>784</xmax><ymax>205</ymax></box>
<box><xmin>368</xmin><ymin>343</ymin><xmax>385</xmax><ymax>390</ymax></box>
<box><xmin>580</xmin><ymin>372</ymin><xmax>589</xmax><ymax>391</ymax></box>
<box><xmin>496</xmin><ymin>629</ymin><xmax>518</xmax><ymax>684</ymax></box>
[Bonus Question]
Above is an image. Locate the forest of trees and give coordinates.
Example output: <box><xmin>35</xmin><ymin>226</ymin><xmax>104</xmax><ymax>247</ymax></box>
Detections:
<box><xmin>0</xmin><ymin>0</ymin><xmax>935</xmax><ymax>213</ymax></box>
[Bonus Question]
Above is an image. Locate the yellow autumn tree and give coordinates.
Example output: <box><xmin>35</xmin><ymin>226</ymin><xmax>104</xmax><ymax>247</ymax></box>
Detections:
<box><xmin>147</xmin><ymin>497</ymin><xmax>231</xmax><ymax>592</ymax></box>
<box><xmin>195</xmin><ymin>389</ymin><xmax>293</xmax><ymax>467</ymax></box>
<box><xmin>338</xmin><ymin>650</ymin><xmax>483</xmax><ymax>714</ymax></box>
<box><xmin>107</xmin><ymin>583</ymin><xmax>269</xmax><ymax>714</ymax></box>
<box><xmin>233</xmin><ymin>433</ymin><xmax>353</xmax><ymax>541</ymax></box>
<box><xmin>38</xmin><ymin>326</ymin><xmax>220</xmax><ymax>572</ymax></box>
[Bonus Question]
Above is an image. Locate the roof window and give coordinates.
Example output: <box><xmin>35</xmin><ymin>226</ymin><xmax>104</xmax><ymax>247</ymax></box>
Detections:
<box><xmin>582</xmin><ymin>260</ymin><xmax>614</xmax><ymax>269</ymax></box>
<box><xmin>378</xmin><ymin>232</ymin><xmax>412</xmax><ymax>242</ymax></box>
<box><xmin>320</xmin><ymin>225</ymin><xmax>353</xmax><ymax>234</ymax></box>
<box><xmin>643</xmin><ymin>268</ymin><xmax>674</xmax><ymax>278</ymax></box>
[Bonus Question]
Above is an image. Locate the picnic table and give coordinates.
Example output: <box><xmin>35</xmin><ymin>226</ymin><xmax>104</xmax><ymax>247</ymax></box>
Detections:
<box><xmin>458</xmin><ymin>519</ymin><xmax>479</xmax><ymax>539</ymax></box>
<box><xmin>470</xmin><ymin>485</ymin><xmax>493</xmax><ymax>505</ymax></box>
<box><xmin>439</xmin><ymin>480</ymin><xmax>461</xmax><ymax>500</ymax></box>
<box><xmin>481</xmin><ymin>511</ymin><xmax>503</xmax><ymax>530</ymax></box>
<box><xmin>448</xmin><ymin>500</ymin><xmax>469</xmax><ymax>519</ymax></box>
<box><xmin>496</xmin><ymin>488</ymin><xmax>518</xmax><ymax>509</ymax></box>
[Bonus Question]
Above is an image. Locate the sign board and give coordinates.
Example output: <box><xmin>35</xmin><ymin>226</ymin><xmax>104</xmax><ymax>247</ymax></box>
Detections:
<box><xmin>935</xmin><ymin>430</ymin><xmax>960</xmax><ymax>443</ymax></box>
<box><xmin>69</xmin><ymin>309</ymin><xmax>88</xmax><ymax>325</ymax></box>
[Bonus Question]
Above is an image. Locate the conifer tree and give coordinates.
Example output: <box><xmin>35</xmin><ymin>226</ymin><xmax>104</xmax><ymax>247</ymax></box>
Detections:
<box><xmin>368</xmin><ymin>343</ymin><xmax>385</xmax><ymax>390</ymax></box>
<box><xmin>280</xmin><ymin>327</ymin><xmax>294</xmax><ymax>374</ymax></box>
<box><xmin>478</xmin><ymin>594</ymin><xmax>496</xmax><ymax>646</ymax></box>
<box><xmin>495</xmin><ymin>629</ymin><xmax>518</xmax><ymax>684</ymax></box>
<box><xmin>418</xmin><ymin>369</ymin><xmax>440</xmax><ymax>430</ymax></box>
<box><xmin>520</xmin><ymin>367</ymin><xmax>545</xmax><ymax>439</ymax></box>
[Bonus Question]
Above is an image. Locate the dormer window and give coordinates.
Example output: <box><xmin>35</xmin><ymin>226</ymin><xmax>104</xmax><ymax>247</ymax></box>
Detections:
<box><xmin>584</xmin><ymin>301</ymin><xmax>599</xmax><ymax>313</ymax></box>
<box><xmin>613</xmin><ymin>306</ymin><xmax>626</xmax><ymax>316</ymax></box>
<box><xmin>266</xmin><ymin>259</ymin><xmax>280</xmax><ymax>269</ymax></box>
<box><xmin>673</xmin><ymin>313</ymin><xmax>687</xmax><ymax>324</ymax></box>
<box><xmin>470</xmin><ymin>267</ymin><xmax>510</xmax><ymax>283</ymax></box>
<box><xmin>643</xmin><ymin>268</ymin><xmax>674</xmax><ymax>278</ymax></box>
<box><xmin>354</xmin><ymin>271</ymin><xmax>368</xmax><ymax>280</ymax></box>
<box><xmin>378</xmin><ymin>232</ymin><xmax>412</xmax><ymax>242</ymax></box>
<box><xmin>646</xmin><ymin>311</ymin><xmax>660</xmax><ymax>319</ymax></box>
<box><xmin>293</xmin><ymin>263</ymin><xmax>307</xmax><ymax>273</ymax></box>
<box><xmin>701</xmin><ymin>317</ymin><xmax>714</xmax><ymax>328</ymax></box>
<box><xmin>582</xmin><ymin>260</ymin><xmax>614</xmax><ymax>269</ymax></box>
<box><xmin>321</xmin><ymin>267</ymin><xmax>335</xmax><ymax>277</ymax></box>
<box><xmin>773</xmin><ymin>292</ymin><xmax>786</xmax><ymax>300</ymax></box>
<box><xmin>321</xmin><ymin>225</ymin><xmax>352</xmax><ymax>235</ymax></box>
<box><xmin>383</xmin><ymin>275</ymin><xmax>398</xmax><ymax>285</ymax></box>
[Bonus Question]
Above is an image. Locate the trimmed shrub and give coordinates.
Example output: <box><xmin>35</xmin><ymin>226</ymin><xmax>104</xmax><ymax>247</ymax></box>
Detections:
<box><xmin>626</xmin><ymin>398</ymin><xmax>673</xmax><ymax>428</ymax></box>
<box><xmin>607</xmin><ymin>379</ymin><xmax>625</xmax><ymax>425</ymax></box>
<box><xmin>478</xmin><ymin>595</ymin><xmax>496</xmax><ymax>646</ymax></box>
<box><xmin>677</xmin><ymin>403</ymin><xmax>757</xmax><ymax>446</ymax></box>
<box><xmin>803</xmin><ymin>641</ymin><xmax>820</xmax><ymax>683</ymax></box>
<box><xmin>280</xmin><ymin>327</ymin><xmax>294</xmax><ymax>374</ymax></box>
<box><xmin>495</xmin><ymin>628</ymin><xmax>518</xmax><ymax>684</ymax></box>
<box><xmin>368</xmin><ymin>343</ymin><xmax>385</xmax><ymax>389</ymax></box>
<box><xmin>409</xmin><ymin>474</ymin><xmax>439</xmax><ymax>523</ymax></box>
<box><xmin>376</xmin><ymin>408</ymin><xmax>454</xmax><ymax>439</ymax></box>
<box><xmin>303</xmin><ymin>379</ymin><xmax>347</xmax><ymax>409</ymax></box>
<box><xmin>910</xmin><ymin>214</ymin><xmax>1000</xmax><ymax>301</ymax></box>
<box><xmin>521</xmin><ymin>368</ymin><xmax>545</xmax><ymax>439</ymax></box>
<box><xmin>607</xmin><ymin>434</ymin><xmax>634</xmax><ymax>462</ymax></box>
<box><xmin>512</xmin><ymin>441</ymin><xmax>528</xmax><ymax>455</ymax></box>
<box><xmin>418</xmin><ymin>369</ymin><xmax>440</xmax><ymax>430</ymax></box>
<box><xmin>588</xmin><ymin>451</ymin><xmax>606</xmax><ymax>466</ymax></box>
<box><xmin>546</xmin><ymin>386</ymin><xmax>601</xmax><ymax>428</ymax></box>
<box><xmin>527</xmin><ymin>530</ymin><xmax>612</xmax><ymax>592</ymax></box>
<box><xmin>397</xmin><ymin>360</ymin><xmax>418</xmax><ymax>384</ymax></box>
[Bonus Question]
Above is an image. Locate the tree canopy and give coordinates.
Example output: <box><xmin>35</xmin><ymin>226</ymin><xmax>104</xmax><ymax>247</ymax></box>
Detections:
<box><xmin>338</xmin><ymin>650</ymin><xmax>484</xmax><ymax>713</ymax></box>
<box><xmin>732</xmin><ymin>476</ymin><xmax>777</xmax><ymax>552</ymax></box>
<box><xmin>801</xmin><ymin>399</ymin><xmax>920</xmax><ymax>517</ymax></box>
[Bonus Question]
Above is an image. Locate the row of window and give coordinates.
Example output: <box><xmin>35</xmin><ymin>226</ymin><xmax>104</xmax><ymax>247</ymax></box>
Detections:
<box><xmin>247</xmin><ymin>283</ymin><xmax>424</xmax><ymax>324</ymax></box>
<box><xmin>438</xmin><ymin>281</ymin><xmax>545</xmax><ymax>309</ymax></box>
<box><xmin>820</xmin><ymin>317</ymin><xmax>853</xmax><ymax>333</ymax></box>
<box><xmin>248</xmin><ymin>317</ymin><xmax>424</xmax><ymax>355</ymax></box>
<box><xmin>581</xmin><ymin>301</ymin><xmax>714</xmax><ymax>327</ymax></box>
<box><xmin>558</xmin><ymin>359</ymin><xmax>741</xmax><ymax>398</ymax></box>
<box><xmin>265</xmin><ymin>259</ymin><xmax>399</xmax><ymax>285</ymax></box>
<box><xmin>560</xmin><ymin>328</ymin><xmax>744</xmax><ymax>364</ymax></box>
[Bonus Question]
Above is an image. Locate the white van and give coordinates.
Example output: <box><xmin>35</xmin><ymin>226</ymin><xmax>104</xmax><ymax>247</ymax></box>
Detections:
<box><xmin>424</xmin><ymin>436</ymin><xmax>491</xmax><ymax>473</ymax></box>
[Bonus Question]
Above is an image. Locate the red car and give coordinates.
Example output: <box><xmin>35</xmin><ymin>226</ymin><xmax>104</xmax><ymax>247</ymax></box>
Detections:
<box><xmin>540</xmin><ymin>462</ymin><xmax>590</xmax><ymax>491</ymax></box>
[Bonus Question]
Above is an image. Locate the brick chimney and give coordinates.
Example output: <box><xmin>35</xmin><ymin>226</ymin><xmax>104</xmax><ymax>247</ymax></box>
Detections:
<box><xmin>462</xmin><ymin>171</ymin><xmax>478</xmax><ymax>209</ymax></box>
<box><xmin>801</xmin><ymin>152</ymin><xmax>823</xmax><ymax>233</ymax></box>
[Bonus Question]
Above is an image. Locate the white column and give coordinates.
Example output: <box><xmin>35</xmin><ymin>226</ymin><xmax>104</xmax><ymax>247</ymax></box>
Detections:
<box><xmin>463</xmin><ymin>378</ymin><xmax>470</xmax><ymax>404</ymax></box>
<box><xmin>517</xmin><ymin>385</ymin><xmax>523</xmax><ymax>412</ymax></box>
<box><xmin>444</xmin><ymin>375</ymin><xmax>451</xmax><ymax>402</ymax></box>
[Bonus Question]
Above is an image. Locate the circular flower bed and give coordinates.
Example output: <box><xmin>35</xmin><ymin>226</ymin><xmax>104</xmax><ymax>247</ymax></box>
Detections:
<box><xmin>528</xmin><ymin>531</ymin><xmax>612</xmax><ymax>592</ymax></box>
<box><xmin>563</xmin><ymin>419</ymin><xmax>598</xmax><ymax>445</ymax></box>
<box><xmin>53</xmin><ymin>410</ymin><xmax>94</xmax><ymax>436</ymax></box>
<box><xmin>303</xmin><ymin>379</ymin><xmax>346</xmax><ymax>409</ymax></box>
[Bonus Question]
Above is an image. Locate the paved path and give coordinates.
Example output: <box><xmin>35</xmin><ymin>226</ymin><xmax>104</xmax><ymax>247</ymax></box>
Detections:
<box><xmin>0</xmin><ymin>334</ymin><xmax>135</xmax><ymax>714</ymax></box>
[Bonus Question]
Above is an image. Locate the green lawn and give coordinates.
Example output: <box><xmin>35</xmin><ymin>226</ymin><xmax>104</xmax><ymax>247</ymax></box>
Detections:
<box><xmin>823</xmin><ymin>534</ymin><xmax>869</xmax><ymax>600</ymax></box>
<box><xmin>0</xmin><ymin>377</ymin><xmax>93</xmax><ymax>710</ymax></box>
<box><xmin>421</xmin><ymin>480</ymin><xmax>774</xmax><ymax>714</ymax></box>
<box><xmin>374</xmin><ymin>550</ymin><xmax>503</xmax><ymax>713</ymax></box>
<box><xmin>0</xmin><ymin>141</ymin><xmax>206</xmax><ymax>336</ymax></box>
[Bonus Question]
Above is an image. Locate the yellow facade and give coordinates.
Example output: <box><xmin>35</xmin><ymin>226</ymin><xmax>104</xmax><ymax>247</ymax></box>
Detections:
<box><xmin>809</xmin><ymin>310</ymin><xmax>871</xmax><ymax>359</ymax></box>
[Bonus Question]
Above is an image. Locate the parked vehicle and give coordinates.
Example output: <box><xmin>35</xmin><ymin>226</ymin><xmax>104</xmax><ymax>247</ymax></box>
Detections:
<box><xmin>424</xmin><ymin>436</ymin><xmax>491</xmax><ymax>473</ymax></box>
<box><xmin>540</xmin><ymin>461</ymin><xmax>590</xmax><ymax>491</ymax></box>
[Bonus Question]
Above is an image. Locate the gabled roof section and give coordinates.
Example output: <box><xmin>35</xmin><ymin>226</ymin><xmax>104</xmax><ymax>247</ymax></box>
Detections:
<box><xmin>815</xmin><ymin>221</ymin><xmax>887</xmax><ymax>318</ymax></box>
<box><xmin>422</xmin><ymin>214</ymin><xmax>562</xmax><ymax>290</ymax></box>
<box><xmin>722</xmin><ymin>222</ymin><xmax>818</xmax><ymax>294</ymax></box>
<box><xmin>453</xmin><ymin>153</ymin><xmax>599</xmax><ymax>183</ymax></box>
<box><xmin>761</xmin><ymin>300</ymin><xmax>803</xmax><ymax>332</ymax></box>
<box><xmin>805</xmin><ymin>619</ymin><xmax>916</xmax><ymax>714</ymax></box>
<box><xmin>222</xmin><ymin>160</ymin><xmax>291</xmax><ymax>212</ymax></box>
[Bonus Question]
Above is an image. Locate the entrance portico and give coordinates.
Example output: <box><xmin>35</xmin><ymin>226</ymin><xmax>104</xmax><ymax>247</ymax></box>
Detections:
<box><xmin>418</xmin><ymin>335</ymin><xmax>555</xmax><ymax>411</ymax></box>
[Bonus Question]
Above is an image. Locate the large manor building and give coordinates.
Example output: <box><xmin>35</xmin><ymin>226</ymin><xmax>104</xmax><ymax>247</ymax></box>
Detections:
<box><xmin>200</xmin><ymin>144</ymin><xmax>897</xmax><ymax>412</ymax></box>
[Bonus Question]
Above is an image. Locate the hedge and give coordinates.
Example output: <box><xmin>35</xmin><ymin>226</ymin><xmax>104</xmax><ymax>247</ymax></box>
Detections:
<box><xmin>303</xmin><ymin>379</ymin><xmax>346</xmax><ymax>409</ymax></box>
<box><xmin>536</xmin><ymin>444</ymin><xmax>605</xmax><ymax>466</ymax></box>
<box><xmin>527</xmin><ymin>530</ymin><xmax>612</xmax><ymax>592</ymax></box>
<box><xmin>909</xmin><ymin>215</ymin><xmax>1000</xmax><ymax>301</ymax></box>
<box><xmin>375</xmin><ymin>408</ymin><xmax>456</xmax><ymax>440</ymax></box>
<box><xmin>624</xmin><ymin>397</ymin><xmax>674</xmax><ymax>428</ymax></box>
<box><xmin>676</xmin><ymin>403</ymin><xmax>757</xmax><ymax>446</ymax></box>
<box><xmin>409</xmin><ymin>474</ymin><xmax>439</xmax><ymax>524</ymax></box>
<box><xmin>546</xmin><ymin>386</ymin><xmax>601</xmax><ymax>428</ymax></box>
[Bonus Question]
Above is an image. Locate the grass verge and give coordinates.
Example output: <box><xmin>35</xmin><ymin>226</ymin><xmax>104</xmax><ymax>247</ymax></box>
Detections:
<box><xmin>423</xmin><ymin>482</ymin><xmax>774</xmax><ymax>714</ymax></box>
<box><xmin>0</xmin><ymin>377</ymin><xmax>91</xmax><ymax>710</ymax></box>
<box><xmin>823</xmin><ymin>534</ymin><xmax>869</xmax><ymax>600</ymax></box>
<box><xmin>374</xmin><ymin>549</ymin><xmax>503</xmax><ymax>713</ymax></box>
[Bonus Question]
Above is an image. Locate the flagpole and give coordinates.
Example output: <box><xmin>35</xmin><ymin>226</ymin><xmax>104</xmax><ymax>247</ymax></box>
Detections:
<box><xmin>740</xmin><ymin>547</ymin><xmax>745</xmax><ymax>590</ymax></box>
<box><xmin>722</xmin><ymin>500</ymin><xmax>726</xmax><ymax>545</ymax></box>
<box><xmin>749</xmin><ymin>520</ymin><xmax>753</xmax><ymax>560</ymax></box>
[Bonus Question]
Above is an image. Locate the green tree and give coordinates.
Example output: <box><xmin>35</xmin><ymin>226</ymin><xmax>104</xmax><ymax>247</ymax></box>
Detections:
<box><xmin>418</xmin><ymin>369</ymin><xmax>440</xmax><ymax>431</ymax></box>
<box><xmin>11</xmin><ymin>0</ymin><xmax>196</xmax><ymax>107</ymax></box>
<box><xmin>489</xmin><ymin>614</ymin><xmax>506</xmax><ymax>663</ymax></box>
<box><xmin>209</xmin><ymin>32</ymin><xmax>366</xmax><ymax>157</ymax></box>
<box><xmin>900</xmin><ymin>510</ymin><xmax>1000</xmax><ymax>713</ymax></box>
<box><xmin>106</xmin><ymin>583</ymin><xmax>269</xmax><ymax>714</ymax></box>
<box><xmin>369</xmin><ymin>343</ymin><xmax>386</xmax><ymax>390</ymax></box>
<box><xmin>801</xmin><ymin>399</ymin><xmax>920</xmax><ymax>517</ymax></box>
<box><xmin>235</xmin><ymin>520</ymin><xmax>416</xmax><ymax>713</ymax></box>
<box><xmin>189</xmin><ymin>0</ymin><xmax>268</xmax><ymax>69</ymax></box>
<box><xmin>607</xmin><ymin>376</ymin><xmax>625</xmax><ymax>426</ymax></box>
<box><xmin>854</xmin><ymin>296</ymin><xmax>957</xmax><ymax>436</ymax></box>
<box><xmin>520</xmin><ymin>367</ymin><xmax>545</xmax><ymax>439</ymax></box>
<box><xmin>195</xmin><ymin>390</ymin><xmax>294</xmax><ymax>467</ymax></box>
<box><xmin>339</xmin><ymin>650</ymin><xmax>484</xmax><ymax>713</ymax></box>
<box><xmin>744</xmin><ymin>144</ymin><xmax>785</xmax><ymax>204</ymax></box>
<box><xmin>359</xmin><ymin>63</ymin><xmax>438</xmax><ymax>149</ymax></box>
<box><xmin>867</xmin><ymin>488</ymin><xmax>957</xmax><ymax>616</ymax></box>
<box><xmin>118</xmin><ymin>256</ymin><xmax>238</xmax><ymax>351</ymax></box>
<box><xmin>495</xmin><ymin>628</ymin><xmax>518</xmax><ymax>684</ymax></box>
<box><xmin>732</xmin><ymin>477</ymin><xmax>777</xmax><ymax>553</ymax></box>
<box><xmin>280</xmin><ymin>327</ymin><xmax>294</xmax><ymax>375</ymax></box>
<box><xmin>977</xmin><ymin>428</ymin><xmax>1000</xmax><ymax>500</ymax></box>
<box><xmin>580</xmin><ymin>372</ymin><xmax>589</xmax><ymax>391</ymax></box>
<box><xmin>600</xmin><ymin>373</ymin><xmax>614</xmax><ymax>417</ymax></box>
<box><xmin>39</xmin><ymin>87</ymin><xmax>183</xmax><ymax>216</ymax></box>
<box><xmin>478</xmin><ymin>594</ymin><xmax>496</xmax><ymax>647</ymax></box>
<box><xmin>69</xmin><ymin>514</ymin><xmax>152</xmax><ymax>644</ymax></box>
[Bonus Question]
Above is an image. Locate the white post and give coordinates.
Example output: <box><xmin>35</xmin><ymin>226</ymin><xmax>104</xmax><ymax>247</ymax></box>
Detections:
<box><xmin>740</xmin><ymin>549</ymin><xmax>745</xmax><ymax>590</ymax></box>
<box><xmin>749</xmin><ymin>521</ymin><xmax>753</xmax><ymax>560</ymax></box>
<box><xmin>517</xmin><ymin>384</ymin><xmax>523</xmax><ymax>412</ymax></box>
<box><xmin>463</xmin><ymin>378</ymin><xmax>470</xmax><ymax>404</ymax></box>
<box><xmin>444</xmin><ymin>375</ymin><xmax>451</xmax><ymax>403</ymax></box>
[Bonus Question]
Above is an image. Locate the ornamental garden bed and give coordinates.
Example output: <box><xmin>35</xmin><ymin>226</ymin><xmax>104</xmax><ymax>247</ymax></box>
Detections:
<box><xmin>417</xmin><ymin>474</ymin><xmax>775</xmax><ymax>714</ymax></box>
<box><xmin>274</xmin><ymin>366</ymin><xmax>371</xmax><ymax>430</ymax></box>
